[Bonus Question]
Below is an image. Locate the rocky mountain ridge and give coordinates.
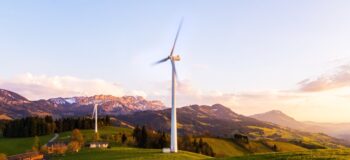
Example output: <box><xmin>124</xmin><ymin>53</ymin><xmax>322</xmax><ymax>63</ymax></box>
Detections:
<box><xmin>0</xmin><ymin>89</ymin><xmax>165</xmax><ymax>119</ymax></box>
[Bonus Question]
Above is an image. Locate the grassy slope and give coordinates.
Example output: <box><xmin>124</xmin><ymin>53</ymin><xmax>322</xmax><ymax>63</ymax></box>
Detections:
<box><xmin>52</xmin><ymin>147</ymin><xmax>211</xmax><ymax>160</ymax></box>
<box><xmin>265</xmin><ymin>141</ymin><xmax>307</xmax><ymax>152</ymax></box>
<box><xmin>202</xmin><ymin>137</ymin><xmax>307</xmax><ymax>157</ymax></box>
<box><xmin>219</xmin><ymin>149</ymin><xmax>350</xmax><ymax>160</ymax></box>
<box><xmin>247</xmin><ymin>141</ymin><xmax>273</xmax><ymax>153</ymax></box>
<box><xmin>0</xmin><ymin>134</ymin><xmax>53</xmax><ymax>155</ymax></box>
<box><xmin>202</xmin><ymin>138</ymin><xmax>248</xmax><ymax>157</ymax></box>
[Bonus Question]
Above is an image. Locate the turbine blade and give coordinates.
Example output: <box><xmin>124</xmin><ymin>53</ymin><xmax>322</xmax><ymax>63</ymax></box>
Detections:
<box><xmin>92</xmin><ymin>107</ymin><xmax>95</xmax><ymax>118</ymax></box>
<box><xmin>171</xmin><ymin>60</ymin><xmax>179</xmax><ymax>83</ymax></box>
<box><xmin>152</xmin><ymin>57</ymin><xmax>170</xmax><ymax>65</ymax></box>
<box><xmin>170</xmin><ymin>18</ymin><xmax>183</xmax><ymax>56</ymax></box>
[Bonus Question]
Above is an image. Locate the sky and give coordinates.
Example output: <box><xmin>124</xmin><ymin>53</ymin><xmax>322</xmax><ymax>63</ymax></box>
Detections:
<box><xmin>1</xmin><ymin>0</ymin><xmax>350</xmax><ymax>122</ymax></box>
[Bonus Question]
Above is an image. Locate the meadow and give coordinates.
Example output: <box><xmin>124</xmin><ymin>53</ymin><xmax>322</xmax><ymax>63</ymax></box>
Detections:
<box><xmin>221</xmin><ymin>149</ymin><xmax>350</xmax><ymax>160</ymax></box>
<box><xmin>51</xmin><ymin>147</ymin><xmax>210</xmax><ymax>160</ymax></box>
<box><xmin>0</xmin><ymin>134</ymin><xmax>53</xmax><ymax>155</ymax></box>
<box><xmin>1</xmin><ymin>126</ymin><xmax>350</xmax><ymax>160</ymax></box>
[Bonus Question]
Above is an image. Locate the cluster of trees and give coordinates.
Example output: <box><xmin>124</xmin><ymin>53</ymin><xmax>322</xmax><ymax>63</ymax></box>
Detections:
<box><xmin>2</xmin><ymin>116</ymin><xmax>111</xmax><ymax>137</ymax></box>
<box><xmin>180</xmin><ymin>136</ymin><xmax>216</xmax><ymax>157</ymax></box>
<box><xmin>2</xmin><ymin>116</ymin><xmax>55</xmax><ymax>137</ymax></box>
<box><xmin>55</xmin><ymin>116</ymin><xmax>110</xmax><ymax>133</ymax></box>
<box><xmin>132</xmin><ymin>125</ymin><xmax>215</xmax><ymax>157</ymax></box>
<box><xmin>232</xmin><ymin>133</ymin><xmax>261</xmax><ymax>152</ymax></box>
<box><xmin>233</xmin><ymin>133</ymin><xmax>249</xmax><ymax>144</ymax></box>
<box><xmin>132</xmin><ymin>125</ymin><xmax>168</xmax><ymax>149</ymax></box>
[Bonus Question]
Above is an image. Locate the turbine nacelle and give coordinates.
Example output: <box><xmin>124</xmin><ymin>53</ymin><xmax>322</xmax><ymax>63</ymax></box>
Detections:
<box><xmin>170</xmin><ymin>55</ymin><xmax>181</xmax><ymax>61</ymax></box>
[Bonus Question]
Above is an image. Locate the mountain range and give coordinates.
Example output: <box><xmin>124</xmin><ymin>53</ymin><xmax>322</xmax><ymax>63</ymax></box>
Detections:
<box><xmin>251</xmin><ymin>110</ymin><xmax>350</xmax><ymax>140</ymax></box>
<box><xmin>0</xmin><ymin>88</ymin><xmax>349</xmax><ymax>148</ymax></box>
<box><xmin>0</xmin><ymin>89</ymin><xmax>165</xmax><ymax>119</ymax></box>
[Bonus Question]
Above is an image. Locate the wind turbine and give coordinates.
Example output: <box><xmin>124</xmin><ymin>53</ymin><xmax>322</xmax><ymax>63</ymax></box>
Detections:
<box><xmin>153</xmin><ymin>20</ymin><xmax>183</xmax><ymax>153</ymax></box>
<box><xmin>91</xmin><ymin>104</ymin><xmax>98</xmax><ymax>133</ymax></box>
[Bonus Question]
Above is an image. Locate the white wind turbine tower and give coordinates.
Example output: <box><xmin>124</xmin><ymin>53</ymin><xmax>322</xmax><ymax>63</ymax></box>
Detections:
<box><xmin>153</xmin><ymin>20</ymin><xmax>183</xmax><ymax>153</ymax></box>
<box><xmin>91</xmin><ymin>104</ymin><xmax>98</xmax><ymax>133</ymax></box>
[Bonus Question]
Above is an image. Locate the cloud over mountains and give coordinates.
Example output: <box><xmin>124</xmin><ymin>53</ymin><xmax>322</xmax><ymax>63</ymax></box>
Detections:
<box><xmin>298</xmin><ymin>64</ymin><xmax>350</xmax><ymax>92</ymax></box>
<box><xmin>0</xmin><ymin>73</ymin><xmax>124</xmax><ymax>100</ymax></box>
<box><xmin>1</xmin><ymin>63</ymin><xmax>350</xmax><ymax>122</ymax></box>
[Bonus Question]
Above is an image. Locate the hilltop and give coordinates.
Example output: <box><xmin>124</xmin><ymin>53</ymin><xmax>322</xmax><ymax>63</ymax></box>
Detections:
<box><xmin>251</xmin><ymin>110</ymin><xmax>350</xmax><ymax>140</ymax></box>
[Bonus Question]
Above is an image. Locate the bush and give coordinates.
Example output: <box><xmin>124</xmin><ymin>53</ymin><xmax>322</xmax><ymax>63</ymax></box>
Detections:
<box><xmin>0</xmin><ymin>153</ymin><xmax>7</xmax><ymax>160</ymax></box>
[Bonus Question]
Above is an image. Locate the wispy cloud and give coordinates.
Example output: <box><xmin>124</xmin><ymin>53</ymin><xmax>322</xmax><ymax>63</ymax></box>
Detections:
<box><xmin>298</xmin><ymin>64</ymin><xmax>350</xmax><ymax>92</ymax></box>
<box><xmin>0</xmin><ymin>73</ymin><xmax>124</xmax><ymax>100</ymax></box>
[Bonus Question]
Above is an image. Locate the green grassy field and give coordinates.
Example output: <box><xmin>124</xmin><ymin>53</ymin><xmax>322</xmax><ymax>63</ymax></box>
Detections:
<box><xmin>264</xmin><ymin>140</ymin><xmax>307</xmax><ymax>152</ymax></box>
<box><xmin>0</xmin><ymin>134</ymin><xmax>53</xmax><ymax>155</ymax></box>
<box><xmin>49</xmin><ymin>147</ymin><xmax>350</xmax><ymax>160</ymax></box>
<box><xmin>51</xmin><ymin>147</ymin><xmax>211</xmax><ymax>160</ymax></box>
<box><xmin>219</xmin><ymin>149</ymin><xmax>350</xmax><ymax>160</ymax></box>
<box><xmin>1</xmin><ymin>126</ymin><xmax>350</xmax><ymax>160</ymax></box>
<box><xmin>202</xmin><ymin>138</ymin><xmax>249</xmax><ymax>157</ymax></box>
<box><xmin>0</xmin><ymin>126</ymin><xmax>133</xmax><ymax>156</ymax></box>
<box><xmin>202</xmin><ymin>137</ymin><xmax>308</xmax><ymax>157</ymax></box>
<box><xmin>58</xmin><ymin>126</ymin><xmax>133</xmax><ymax>141</ymax></box>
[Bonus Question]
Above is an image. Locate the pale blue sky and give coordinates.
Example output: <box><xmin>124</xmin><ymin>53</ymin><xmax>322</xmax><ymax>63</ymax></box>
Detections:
<box><xmin>1</xmin><ymin>1</ymin><xmax>350</xmax><ymax>121</ymax></box>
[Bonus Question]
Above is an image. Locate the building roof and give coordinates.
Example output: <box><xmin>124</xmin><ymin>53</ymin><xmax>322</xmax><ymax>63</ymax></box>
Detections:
<box><xmin>89</xmin><ymin>141</ymin><xmax>109</xmax><ymax>145</ymax></box>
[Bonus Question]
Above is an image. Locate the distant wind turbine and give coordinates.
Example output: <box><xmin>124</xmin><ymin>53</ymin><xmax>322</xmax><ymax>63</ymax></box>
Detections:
<box><xmin>92</xmin><ymin>104</ymin><xmax>98</xmax><ymax>133</ymax></box>
<box><xmin>153</xmin><ymin>19</ymin><xmax>183</xmax><ymax>153</ymax></box>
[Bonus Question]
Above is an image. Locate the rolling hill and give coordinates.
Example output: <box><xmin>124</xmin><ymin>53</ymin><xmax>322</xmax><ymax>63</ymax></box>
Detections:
<box><xmin>116</xmin><ymin>104</ymin><xmax>348</xmax><ymax>148</ymax></box>
<box><xmin>251</xmin><ymin>110</ymin><xmax>350</xmax><ymax>141</ymax></box>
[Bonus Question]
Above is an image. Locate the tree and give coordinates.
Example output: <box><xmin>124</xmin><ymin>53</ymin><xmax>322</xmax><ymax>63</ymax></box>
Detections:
<box><xmin>121</xmin><ymin>134</ymin><xmax>127</xmax><ymax>144</ymax></box>
<box><xmin>140</xmin><ymin>126</ymin><xmax>148</xmax><ymax>148</ymax></box>
<box><xmin>158</xmin><ymin>132</ymin><xmax>167</xmax><ymax>148</ymax></box>
<box><xmin>180</xmin><ymin>135</ymin><xmax>192</xmax><ymax>151</ymax></box>
<box><xmin>68</xmin><ymin>141</ymin><xmax>81</xmax><ymax>152</ymax></box>
<box><xmin>199</xmin><ymin>138</ymin><xmax>204</xmax><ymax>152</ymax></box>
<box><xmin>273</xmin><ymin>144</ymin><xmax>278</xmax><ymax>151</ymax></box>
<box><xmin>113</xmin><ymin>134</ymin><xmax>119</xmax><ymax>143</ymax></box>
<box><xmin>132</xmin><ymin>125</ymin><xmax>141</xmax><ymax>143</ymax></box>
<box><xmin>193</xmin><ymin>138</ymin><xmax>199</xmax><ymax>153</ymax></box>
<box><xmin>71</xmin><ymin>129</ymin><xmax>84</xmax><ymax>146</ymax></box>
<box><xmin>32</xmin><ymin>136</ymin><xmax>41</xmax><ymax>151</ymax></box>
